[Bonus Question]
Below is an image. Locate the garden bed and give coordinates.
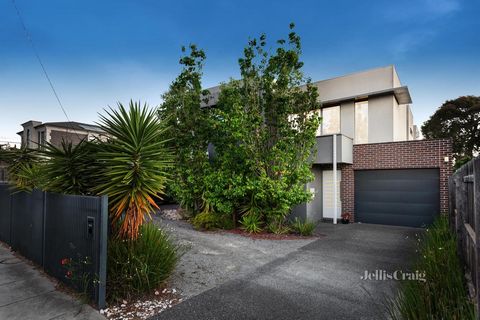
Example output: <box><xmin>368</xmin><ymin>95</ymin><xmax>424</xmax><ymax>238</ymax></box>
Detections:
<box><xmin>157</xmin><ymin>204</ymin><xmax>322</xmax><ymax>240</ymax></box>
<box><xmin>388</xmin><ymin>216</ymin><xmax>476</xmax><ymax>319</ymax></box>
<box><xmin>219</xmin><ymin>228</ymin><xmax>323</xmax><ymax>240</ymax></box>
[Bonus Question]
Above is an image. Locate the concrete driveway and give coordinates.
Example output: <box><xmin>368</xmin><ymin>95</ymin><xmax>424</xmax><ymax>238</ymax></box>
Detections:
<box><xmin>152</xmin><ymin>222</ymin><xmax>419</xmax><ymax>320</ymax></box>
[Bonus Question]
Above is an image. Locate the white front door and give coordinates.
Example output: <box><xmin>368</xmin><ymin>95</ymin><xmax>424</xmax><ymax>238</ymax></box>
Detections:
<box><xmin>322</xmin><ymin>170</ymin><xmax>342</xmax><ymax>219</ymax></box>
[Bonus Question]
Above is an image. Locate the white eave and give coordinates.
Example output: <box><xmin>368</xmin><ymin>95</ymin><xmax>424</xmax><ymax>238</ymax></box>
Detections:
<box><xmin>320</xmin><ymin>86</ymin><xmax>412</xmax><ymax>106</ymax></box>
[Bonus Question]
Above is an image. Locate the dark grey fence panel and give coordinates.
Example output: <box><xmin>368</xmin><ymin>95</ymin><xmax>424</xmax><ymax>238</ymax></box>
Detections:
<box><xmin>0</xmin><ymin>184</ymin><xmax>11</xmax><ymax>243</ymax></box>
<box><xmin>0</xmin><ymin>186</ymin><xmax>107</xmax><ymax>309</ymax></box>
<box><xmin>10</xmin><ymin>189</ymin><xmax>45</xmax><ymax>266</ymax></box>
<box><xmin>449</xmin><ymin>157</ymin><xmax>480</xmax><ymax>317</ymax></box>
<box><xmin>43</xmin><ymin>192</ymin><xmax>107</xmax><ymax>308</ymax></box>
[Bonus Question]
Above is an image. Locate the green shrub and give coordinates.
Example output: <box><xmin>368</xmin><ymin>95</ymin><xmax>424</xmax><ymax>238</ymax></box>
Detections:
<box><xmin>191</xmin><ymin>198</ymin><xmax>234</xmax><ymax>230</ymax></box>
<box><xmin>388</xmin><ymin>216</ymin><xmax>476</xmax><ymax>319</ymax></box>
<box><xmin>107</xmin><ymin>223</ymin><xmax>177</xmax><ymax>302</ymax></box>
<box><xmin>291</xmin><ymin>218</ymin><xmax>316</xmax><ymax>236</ymax></box>
<box><xmin>192</xmin><ymin>211</ymin><xmax>218</xmax><ymax>230</ymax></box>
<box><xmin>240</xmin><ymin>214</ymin><xmax>263</xmax><ymax>233</ymax></box>
<box><xmin>267</xmin><ymin>216</ymin><xmax>291</xmax><ymax>235</ymax></box>
<box><xmin>191</xmin><ymin>211</ymin><xmax>234</xmax><ymax>230</ymax></box>
<box><xmin>217</xmin><ymin>215</ymin><xmax>235</xmax><ymax>230</ymax></box>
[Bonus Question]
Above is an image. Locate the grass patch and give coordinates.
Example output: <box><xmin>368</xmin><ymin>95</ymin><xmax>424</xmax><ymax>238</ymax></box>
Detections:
<box><xmin>388</xmin><ymin>215</ymin><xmax>476</xmax><ymax>319</ymax></box>
<box><xmin>106</xmin><ymin>223</ymin><xmax>178</xmax><ymax>302</ymax></box>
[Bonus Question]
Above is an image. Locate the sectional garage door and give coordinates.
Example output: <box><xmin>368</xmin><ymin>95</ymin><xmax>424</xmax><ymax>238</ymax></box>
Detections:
<box><xmin>355</xmin><ymin>169</ymin><xmax>440</xmax><ymax>227</ymax></box>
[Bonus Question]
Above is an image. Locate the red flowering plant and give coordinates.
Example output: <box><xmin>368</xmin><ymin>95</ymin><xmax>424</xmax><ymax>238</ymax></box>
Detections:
<box><xmin>341</xmin><ymin>212</ymin><xmax>351</xmax><ymax>224</ymax></box>
<box><xmin>60</xmin><ymin>258</ymin><xmax>73</xmax><ymax>278</ymax></box>
<box><xmin>60</xmin><ymin>255</ymin><xmax>98</xmax><ymax>301</ymax></box>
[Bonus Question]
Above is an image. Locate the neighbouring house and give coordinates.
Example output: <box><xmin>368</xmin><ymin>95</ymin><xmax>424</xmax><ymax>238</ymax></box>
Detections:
<box><xmin>17</xmin><ymin>121</ymin><xmax>106</xmax><ymax>149</ymax></box>
<box><xmin>204</xmin><ymin>65</ymin><xmax>452</xmax><ymax>227</ymax></box>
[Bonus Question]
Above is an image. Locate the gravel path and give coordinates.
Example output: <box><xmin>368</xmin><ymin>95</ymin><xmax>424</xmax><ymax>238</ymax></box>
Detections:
<box><xmin>152</xmin><ymin>216</ymin><xmax>316</xmax><ymax>299</ymax></box>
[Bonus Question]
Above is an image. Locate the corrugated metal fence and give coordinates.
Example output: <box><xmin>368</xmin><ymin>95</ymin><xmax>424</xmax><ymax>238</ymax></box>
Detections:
<box><xmin>449</xmin><ymin>157</ymin><xmax>480</xmax><ymax>317</ymax></box>
<box><xmin>0</xmin><ymin>184</ymin><xmax>108</xmax><ymax>309</ymax></box>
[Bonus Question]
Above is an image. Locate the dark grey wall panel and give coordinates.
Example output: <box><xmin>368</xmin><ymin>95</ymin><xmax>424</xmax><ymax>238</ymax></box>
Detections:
<box><xmin>44</xmin><ymin>192</ymin><xmax>107</xmax><ymax>308</ymax></box>
<box><xmin>355</xmin><ymin>169</ymin><xmax>440</xmax><ymax>227</ymax></box>
<box><xmin>10</xmin><ymin>190</ymin><xmax>44</xmax><ymax>265</ymax></box>
<box><xmin>0</xmin><ymin>186</ymin><xmax>107</xmax><ymax>309</ymax></box>
<box><xmin>0</xmin><ymin>184</ymin><xmax>11</xmax><ymax>244</ymax></box>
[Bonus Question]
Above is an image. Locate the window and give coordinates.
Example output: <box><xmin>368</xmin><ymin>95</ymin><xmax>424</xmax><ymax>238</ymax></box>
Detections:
<box><xmin>26</xmin><ymin>129</ymin><xmax>30</xmax><ymax>148</ymax></box>
<box><xmin>36</xmin><ymin>131</ymin><xmax>46</xmax><ymax>149</ymax></box>
<box><xmin>40</xmin><ymin>131</ymin><xmax>45</xmax><ymax>148</ymax></box>
<box><xmin>355</xmin><ymin>101</ymin><xmax>368</xmax><ymax>144</ymax></box>
<box><xmin>321</xmin><ymin>106</ymin><xmax>340</xmax><ymax>135</ymax></box>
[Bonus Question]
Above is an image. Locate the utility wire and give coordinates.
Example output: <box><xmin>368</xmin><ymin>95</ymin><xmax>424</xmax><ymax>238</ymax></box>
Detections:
<box><xmin>11</xmin><ymin>0</ymin><xmax>81</xmax><ymax>138</ymax></box>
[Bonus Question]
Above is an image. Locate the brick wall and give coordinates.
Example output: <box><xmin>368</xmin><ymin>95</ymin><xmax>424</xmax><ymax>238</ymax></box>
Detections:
<box><xmin>341</xmin><ymin>139</ymin><xmax>453</xmax><ymax>221</ymax></box>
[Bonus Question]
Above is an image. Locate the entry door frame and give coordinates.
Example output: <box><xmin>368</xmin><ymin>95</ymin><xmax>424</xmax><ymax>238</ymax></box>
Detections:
<box><xmin>322</xmin><ymin>170</ymin><xmax>342</xmax><ymax>219</ymax></box>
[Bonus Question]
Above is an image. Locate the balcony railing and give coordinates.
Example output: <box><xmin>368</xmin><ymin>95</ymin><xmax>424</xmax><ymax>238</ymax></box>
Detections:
<box><xmin>311</xmin><ymin>134</ymin><xmax>353</xmax><ymax>164</ymax></box>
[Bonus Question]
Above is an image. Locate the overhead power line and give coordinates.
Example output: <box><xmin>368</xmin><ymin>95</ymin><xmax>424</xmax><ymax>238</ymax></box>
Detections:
<box><xmin>10</xmin><ymin>0</ymin><xmax>81</xmax><ymax>137</ymax></box>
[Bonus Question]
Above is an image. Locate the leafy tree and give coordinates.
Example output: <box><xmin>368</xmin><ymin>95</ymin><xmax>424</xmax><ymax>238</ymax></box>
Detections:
<box><xmin>158</xmin><ymin>45</ymin><xmax>211</xmax><ymax>214</ymax></box>
<box><xmin>206</xmin><ymin>23</ymin><xmax>320</xmax><ymax>224</ymax></box>
<box><xmin>162</xmin><ymin>24</ymin><xmax>320</xmax><ymax>228</ymax></box>
<box><xmin>422</xmin><ymin>96</ymin><xmax>480</xmax><ymax>167</ymax></box>
<box><xmin>97</xmin><ymin>101</ymin><xmax>171</xmax><ymax>239</ymax></box>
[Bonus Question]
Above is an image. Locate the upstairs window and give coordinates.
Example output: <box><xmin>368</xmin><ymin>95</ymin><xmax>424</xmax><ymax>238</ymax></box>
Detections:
<box><xmin>321</xmin><ymin>106</ymin><xmax>340</xmax><ymax>135</ymax></box>
<box><xmin>40</xmin><ymin>131</ymin><xmax>46</xmax><ymax>147</ymax></box>
<box><xmin>26</xmin><ymin>129</ymin><xmax>30</xmax><ymax>147</ymax></box>
<box><xmin>355</xmin><ymin>100</ymin><xmax>368</xmax><ymax>144</ymax></box>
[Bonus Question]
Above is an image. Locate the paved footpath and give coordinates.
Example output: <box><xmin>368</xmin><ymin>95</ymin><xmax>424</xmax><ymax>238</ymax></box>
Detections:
<box><xmin>0</xmin><ymin>244</ymin><xmax>105</xmax><ymax>320</ymax></box>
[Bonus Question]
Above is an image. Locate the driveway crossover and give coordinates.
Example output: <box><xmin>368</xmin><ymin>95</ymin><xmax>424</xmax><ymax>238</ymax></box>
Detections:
<box><xmin>152</xmin><ymin>223</ymin><xmax>418</xmax><ymax>320</ymax></box>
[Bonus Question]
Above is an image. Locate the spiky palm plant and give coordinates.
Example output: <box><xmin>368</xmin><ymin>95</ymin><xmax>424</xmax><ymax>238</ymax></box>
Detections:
<box><xmin>40</xmin><ymin>140</ymin><xmax>99</xmax><ymax>195</ymax></box>
<box><xmin>97</xmin><ymin>101</ymin><xmax>171</xmax><ymax>240</ymax></box>
<box><xmin>6</xmin><ymin>147</ymin><xmax>43</xmax><ymax>191</ymax></box>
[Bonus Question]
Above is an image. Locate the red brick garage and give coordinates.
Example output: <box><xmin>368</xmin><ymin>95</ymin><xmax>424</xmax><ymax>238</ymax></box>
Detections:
<box><xmin>341</xmin><ymin>139</ymin><xmax>453</xmax><ymax>226</ymax></box>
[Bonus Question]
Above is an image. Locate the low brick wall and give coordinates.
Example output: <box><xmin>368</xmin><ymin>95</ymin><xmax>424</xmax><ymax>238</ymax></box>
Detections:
<box><xmin>341</xmin><ymin>139</ymin><xmax>453</xmax><ymax>222</ymax></box>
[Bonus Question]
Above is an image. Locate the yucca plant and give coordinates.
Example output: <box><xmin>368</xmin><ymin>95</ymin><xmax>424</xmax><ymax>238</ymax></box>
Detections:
<box><xmin>267</xmin><ymin>216</ymin><xmax>291</xmax><ymax>235</ymax></box>
<box><xmin>292</xmin><ymin>218</ymin><xmax>316</xmax><ymax>236</ymax></box>
<box><xmin>40</xmin><ymin>140</ymin><xmax>99</xmax><ymax>195</ymax></box>
<box><xmin>97</xmin><ymin>101</ymin><xmax>172</xmax><ymax>240</ymax></box>
<box><xmin>5</xmin><ymin>147</ymin><xmax>43</xmax><ymax>191</ymax></box>
<box><xmin>240</xmin><ymin>213</ymin><xmax>263</xmax><ymax>233</ymax></box>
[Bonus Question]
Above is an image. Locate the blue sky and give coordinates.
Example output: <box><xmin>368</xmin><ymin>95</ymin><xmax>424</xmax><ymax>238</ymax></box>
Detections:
<box><xmin>1</xmin><ymin>0</ymin><xmax>479</xmax><ymax>142</ymax></box>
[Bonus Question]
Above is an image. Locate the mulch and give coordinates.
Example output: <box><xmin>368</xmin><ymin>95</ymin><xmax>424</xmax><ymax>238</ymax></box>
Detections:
<box><xmin>213</xmin><ymin>228</ymin><xmax>325</xmax><ymax>240</ymax></box>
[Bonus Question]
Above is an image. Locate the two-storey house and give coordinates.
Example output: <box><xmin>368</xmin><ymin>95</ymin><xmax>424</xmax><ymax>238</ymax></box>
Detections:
<box><xmin>17</xmin><ymin>121</ymin><xmax>105</xmax><ymax>149</ymax></box>
<box><xmin>205</xmin><ymin>65</ymin><xmax>452</xmax><ymax>227</ymax></box>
